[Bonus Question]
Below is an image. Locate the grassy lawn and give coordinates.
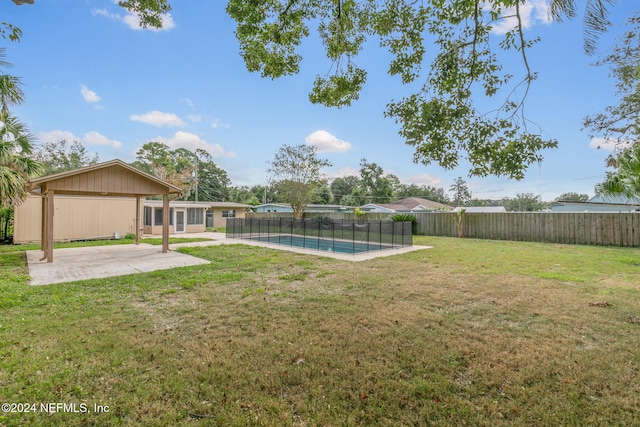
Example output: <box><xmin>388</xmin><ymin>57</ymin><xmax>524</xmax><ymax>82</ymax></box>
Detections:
<box><xmin>0</xmin><ymin>236</ymin><xmax>214</xmax><ymax>253</ymax></box>
<box><xmin>0</xmin><ymin>237</ymin><xmax>639</xmax><ymax>426</ymax></box>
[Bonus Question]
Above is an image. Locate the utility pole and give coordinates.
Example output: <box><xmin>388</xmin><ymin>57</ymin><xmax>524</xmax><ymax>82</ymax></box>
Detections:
<box><xmin>192</xmin><ymin>154</ymin><xmax>199</xmax><ymax>203</ymax></box>
<box><xmin>195</xmin><ymin>159</ymin><xmax>199</xmax><ymax>203</ymax></box>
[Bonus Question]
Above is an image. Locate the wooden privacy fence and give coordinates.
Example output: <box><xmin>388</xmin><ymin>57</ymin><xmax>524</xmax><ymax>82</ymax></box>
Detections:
<box><xmin>413</xmin><ymin>212</ymin><xmax>640</xmax><ymax>247</ymax></box>
<box><xmin>247</xmin><ymin>211</ymin><xmax>640</xmax><ymax>247</ymax></box>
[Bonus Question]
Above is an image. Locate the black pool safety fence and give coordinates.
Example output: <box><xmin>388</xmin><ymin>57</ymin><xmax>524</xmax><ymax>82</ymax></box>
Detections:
<box><xmin>226</xmin><ymin>217</ymin><xmax>412</xmax><ymax>254</ymax></box>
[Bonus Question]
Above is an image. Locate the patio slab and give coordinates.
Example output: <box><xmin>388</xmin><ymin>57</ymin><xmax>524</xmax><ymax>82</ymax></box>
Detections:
<box><xmin>26</xmin><ymin>243</ymin><xmax>210</xmax><ymax>286</ymax></box>
<box><xmin>26</xmin><ymin>233</ymin><xmax>431</xmax><ymax>285</ymax></box>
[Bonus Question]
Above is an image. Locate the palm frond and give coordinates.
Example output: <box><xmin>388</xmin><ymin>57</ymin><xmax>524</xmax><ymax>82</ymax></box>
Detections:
<box><xmin>583</xmin><ymin>0</ymin><xmax>618</xmax><ymax>55</ymax></box>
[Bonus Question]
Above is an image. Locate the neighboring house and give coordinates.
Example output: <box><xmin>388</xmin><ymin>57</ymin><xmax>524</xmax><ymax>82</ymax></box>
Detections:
<box><xmin>142</xmin><ymin>200</ymin><xmax>211</xmax><ymax>235</ymax></box>
<box><xmin>453</xmin><ymin>206</ymin><xmax>506</xmax><ymax>213</ymax></box>
<box><xmin>143</xmin><ymin>200</ymin><xmax>252</xmax><ymax>233</ymax></box>
<box><xmin>254</xmin><ymin>203</ymin><xmax>293</xmax><ymax>213</ymax></box>
<box><xmin>208</xmin><ymin>202</ymin><xmax>252</xmax><ymax>227</ymax></box>
<box><xmin>361</xmin><ymin>197</ymin><xmax>452</xmax><ymax>213</ymax></box>
<box><xmin>254</xmin><ymin>203</ymin><xmax>352</xmax><ymax>213</ymax></box>
<box><xmin>549</xmin><ymin>195</ymin><xmax>640</xmax><ymax>213</ymax></box>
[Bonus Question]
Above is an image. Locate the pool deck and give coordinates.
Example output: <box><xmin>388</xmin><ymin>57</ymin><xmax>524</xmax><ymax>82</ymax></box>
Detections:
<box><xmin>212</xmin><ymin>235</ymin><xmax>431</xmax><ymax>261</ymax></box>
<box><xmin>26</xmin><ymin>233</ymin><xmax>431</xmax><ymax>286</ymax></box>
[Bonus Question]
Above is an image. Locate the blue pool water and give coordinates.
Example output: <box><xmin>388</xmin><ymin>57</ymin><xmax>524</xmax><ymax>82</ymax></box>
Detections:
<box><xmin>248</xmin><ymin>235</ymin><xmax>395</xmax><ymax>254</ymax></box>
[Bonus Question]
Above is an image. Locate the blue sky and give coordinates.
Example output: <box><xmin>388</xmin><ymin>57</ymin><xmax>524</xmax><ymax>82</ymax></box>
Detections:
<box><xmin>4</xmin><ymin>1</ymin><xmax>638</xmax><ymax>201</ymax></box>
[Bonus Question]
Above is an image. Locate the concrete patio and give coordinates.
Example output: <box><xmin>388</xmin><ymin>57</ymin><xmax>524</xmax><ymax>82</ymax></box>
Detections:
<box><xmin>26</xmin><ymin>232</ymin><xmax>430</xmax><ymax>285</ymax></box>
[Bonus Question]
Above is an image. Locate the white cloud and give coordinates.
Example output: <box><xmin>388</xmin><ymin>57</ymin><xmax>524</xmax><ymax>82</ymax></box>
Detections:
<box><xmin>305</xmin><ymin>130</ymin><xmax>352</xmax><ymax>153</ymax></box>
<box><xmin>154</xmin><ymin>131</ymin><xmax>236</xmax><ymax>158</ymax></box>
<box><xmin>92</xmin><ymin>7</ymin><xmax>175</xmax><ymax>31</ymax></box>
<box><xmin>327</xmin><ymin>167</ymin><xmax>359</xmax><ymax>179</ymax></box>
<box><xmin>37</xmin><ymin>130</ymin><xmax>122</xmax><ymax>149</ymax></box>
<box><xmin>131</xmin><ymin>111</ymin><xmax>185</xmax><ymax>127</ymax></box>
<box><xmin>83</xmin><ymin>131</ymin><xmax>122</xmax><ymax>149</ymax></box>
<box><xmin>188</xmin><ymin>114</ymin><xmax>203</xmax><ymax>123</ymax></box>
<box><xmin>181</xmin><ymin>98</ymin><xmax>195</xmax><ymax>109</ymax></box>
<box><xmin>589</xmin><ymin>137</ymin><xmax>633</xmax><ymax>151</ymax></box>
<box><xmin>401</xmin><ymin>173</ymin><xmax>444</xmax><ymax>188</ymax></box>
<box><xmin>488</xmin><ymin>0</ymin><xmax>551</xmax><ymax>35</ymax></box>
<box><xmin>210</xmin><ymin>117</ymin><xmax>230</xmax><ymax>129</ymax></box>
<box><xmin>80</xmin><ymin>84</ymin><xmax>101</xmax><ymax>103</ymax></box>
<box><xmin>123</xmin><ymin>12</ymin><xmax>175</xmax><ymax>31</ymax></box>
<box><xmin>38</xmin><ymin>130</ymin><xmax>77</xmax><ymax>144</ymax></box>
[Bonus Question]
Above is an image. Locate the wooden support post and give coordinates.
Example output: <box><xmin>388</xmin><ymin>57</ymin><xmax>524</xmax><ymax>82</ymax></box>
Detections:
<box><xmin>45</xmin><ymin>190</ymin><xmax>54</xmax><ymax>263</ymax></box>
<box><xmin>40</xmin><ymin>193</ymin><xmax>47</xmax><ymax>254</ymax></box>
<box><xmin>162</xmin><ymin>194</ymin><xmax>169</xmax><ymax>253</ymax></box>
<box><xmin>135</xmin><ymin>196</ymin><xmax>141</xmax><ymax>246</ymax></box>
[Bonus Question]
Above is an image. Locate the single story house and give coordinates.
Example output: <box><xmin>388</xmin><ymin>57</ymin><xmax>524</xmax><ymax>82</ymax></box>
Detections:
<box><xmin>254</xmin><ymin>203</ymin><xmax>352</xmax><ymax>213</ymax></box>
<box><xmin>207</xmin><ymin>202</ymin><xmax>252</xmax><ymax>227</ymax></box>
<box><xmin>142</xmin><ymin>200</ymin><xmax>214</xmax><ymax>235</ymax></box>
<box><xmin>453</xmin><ymin>206</ymin><xmax>507</xmax><ymax>213</ymax></box>
<box><xmin>14</xmin><ymin>196</ymin><xmax>252</xmax><ymax>243</ymax></box>
<box><xmin>360</xmin><ymin>197</ymin><xmax>452</xmax><ymax>213</ymax></box>
<box><xmin>549</xmin><ymin>195</ymin><xmax>640</xmax><ymax>213</ymax></box>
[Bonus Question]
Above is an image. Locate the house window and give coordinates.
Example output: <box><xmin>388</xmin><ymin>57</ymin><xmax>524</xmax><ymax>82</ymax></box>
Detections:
<box><xmin>144</xmin><ymin>207</ymin><xmax>152</xmax><ymax>226</ymax></box>
<box><xmin>187</xmin><ymin>208</ymin><xmax>203</xmax><ymax>225</ymax></box>
<box><xmin>154</xmin><ymin>207</ymin><xmax>163</xmax><ymax>226</ymax></box>
<box><xmin>222</xmin><ymin>210</ymin><xmax>236</xmax><ymax>218</ymax></box>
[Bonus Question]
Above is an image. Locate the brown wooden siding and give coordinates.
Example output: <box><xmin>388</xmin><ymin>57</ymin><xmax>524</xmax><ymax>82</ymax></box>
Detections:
<box><xmin>43</xmin><ymin>165</ymin><xmax>170</xmax><ymax>196</ymax></box>
<box><xmin>14</xmin><ymin>195</ymin><xmax>139</xmax><ymax>243</ymax></box>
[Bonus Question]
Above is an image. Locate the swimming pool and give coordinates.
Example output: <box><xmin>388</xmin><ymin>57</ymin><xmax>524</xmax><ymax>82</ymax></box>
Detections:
<box><xmin>226</xmin><ymin>217</ymin><xmax>413</xmax><ymax>255</ymax></box>
<box><xmin>248</xmin><ymin>235</ymin><xmax>395</xmax><ymax>254</ymax></box>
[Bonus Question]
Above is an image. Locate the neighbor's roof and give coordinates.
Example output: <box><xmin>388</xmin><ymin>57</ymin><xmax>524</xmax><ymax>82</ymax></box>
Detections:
<box><xmin>28</xmin><ymin>159</ymin><xmax>182</xmax><ymax>197</ymax></box>
<box><xmin>453</xmin><ymin>206</ymin><xmax>506</xmax><ymax>213</ymax></box>
<box><xmin>366</xmin><ymin>197</ymin><xmax>452</xmax><ymax>211</ymax></box>
<box><xmin>144</xmin><ymin>200</ymin><xmax>253</xmax><ymax>209</ymax></box>
<box><xmin>588</xmin><ymin>194</ymin><xmax>640</xmax><ymax>205</ymax></box>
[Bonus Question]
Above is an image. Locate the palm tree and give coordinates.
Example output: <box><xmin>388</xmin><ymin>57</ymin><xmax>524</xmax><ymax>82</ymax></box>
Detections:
<box><xmin>595</xmin><ymin>143</ymin><xmax>640</xmax><ymax>199</ymax></box>
<box><xmin>550</xmin><ymin>0</ymin><xmax>617</xmax><ymax>55</ymax></box>
<box><xmin>0</xmin><ymin>48</ymin><xmax>42</xmax><ymax>207</ymax></box>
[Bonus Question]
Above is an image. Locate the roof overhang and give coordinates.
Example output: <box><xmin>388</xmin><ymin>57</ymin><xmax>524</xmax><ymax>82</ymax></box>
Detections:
<box><xmin>27</xmin><ymin>159</ymin><xmax>182</xmax><ymax>197</ymax></box>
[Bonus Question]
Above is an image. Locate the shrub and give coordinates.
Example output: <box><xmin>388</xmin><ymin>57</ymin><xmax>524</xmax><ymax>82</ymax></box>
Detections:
<box><xmin>390</xmin><ymin>213</ymin><xmax>417</xmax><ymax>234</ymax></box>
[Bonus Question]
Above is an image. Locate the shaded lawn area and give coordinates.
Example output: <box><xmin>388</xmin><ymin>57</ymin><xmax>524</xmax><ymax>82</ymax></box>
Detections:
<box><xmin>0</xmin><ymin>237</ymin><xmax>639</xmax><ymax>426</ymax></box>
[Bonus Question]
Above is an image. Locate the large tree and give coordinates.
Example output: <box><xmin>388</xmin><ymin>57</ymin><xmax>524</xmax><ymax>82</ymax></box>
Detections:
<box><xmin>330</xmin><ymin>176</ymin><xmax>362</xmax><ymax>204</ymax></box>
<box><xmin>133</xmin><ymin>143</ymin><xmax>230</xmax><ymax>201</ymax></box>
<box><xmin>587</xmin><ymin>12</ymin><xmax>640</xmax><ymax>200</ymax></box>
<box><xmin>174</xmin><ymin>148</ymin><xmax>231</xmax><ymax>202</ymax></box>
<box><xmin>267</xmin><ymin>144</ymin><xmax>331</xmax><ymax>218</ymax></box>
<box><xmin>595</xmin><ymin>143</ymin><xmax>640</xmax><ymax>200</ymax></box>
<box><xmin>395</xmin><ymin>183</ymin><xmax>450</xmax><ymax>204</ymax></box>
<box><xmin>34</xmin><ymin>139</ymin><xmax>99</xmax><ymax>175</ymax></box>
<box><xmin>585</xmin><ymin>13</ymin><xmax>639</xmax><ymax>155</ymax></box>
<box><xmin>227</xmin><ymin>0</ymin><xmax>562</xmax><ymax>179</ymax></box>
<box><xmin>503</xmin><ymin>193</ymin><xmax>546</xmax><ymax>211</ymax></box>
<box><xmin>132</xmin><ymin>142</ymin><xmax>193</xmax><ymax>198</ymax></box>
<box><xmin>359</xmin><ymin>159</ymin><xmax>394</xmax><ymax>204</ymax></box>
<box><xmin>9</xmin><ymin>1</ymin><xmax>623</xmax><ymax>180</ymax></box>
<box><xmin>449</xmin><ymin>177</ymin><xmax>471</xmax><ymax>206</ymax></box>
<box><xmin>554</xmin><ymin>192</ymin><xmax>590</xmax><ymax>202</ymax></box>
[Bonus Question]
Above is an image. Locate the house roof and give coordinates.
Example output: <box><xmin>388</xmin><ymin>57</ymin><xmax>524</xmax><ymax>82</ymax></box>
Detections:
<box><xmin>28</xmin><ymin>159</ymin><xmax>182</xmax><ymax>197</ymax></box>
<box><xmin>366</xmin><ymin>197</ymin><xmax>452</xmax><ymax>212</ymax></box>
<box><xmin>588</xmin><ymin>194</ymin><xmax>640</xmax><ymax>205</ymax></box>
<box><xmin>144</xmin><ymin>200</ymin><xmax>253</xmax><ymax>209</ymax></box>
<box><xmin>453</xmin><ymin>206</ymin><xmax>506</xmax><ymax>213</ymax></box>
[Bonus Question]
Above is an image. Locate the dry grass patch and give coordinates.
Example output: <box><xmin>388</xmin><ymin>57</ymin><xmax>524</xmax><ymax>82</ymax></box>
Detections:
<box><xmin>0</xmin><ymin>238</ymin><xmax>639</xmax><ymax>425</ymax></box>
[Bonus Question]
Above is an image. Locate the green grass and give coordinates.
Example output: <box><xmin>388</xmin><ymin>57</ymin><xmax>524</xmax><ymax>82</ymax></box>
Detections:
<box><xmin>0</xmin><ymin>236</ymin><xmax>213</xmax><ymax>253</ymax></box>
<box><xmin>0</xmin><ymin>237</ymin><xmax>639</xmax><ymax>426</ymax></box>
